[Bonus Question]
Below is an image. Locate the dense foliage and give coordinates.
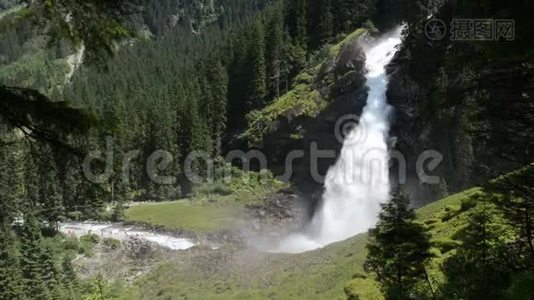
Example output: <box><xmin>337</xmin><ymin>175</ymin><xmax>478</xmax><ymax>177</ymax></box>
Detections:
<box><xmin>365</xmin><ymin>193</ymin><xmax>433</xmax><ymax>299</ymax></box>
<box><xmin>1</xmin><ymin>0</ymin><xmax>533</xmax><ymax>299</ymax></box>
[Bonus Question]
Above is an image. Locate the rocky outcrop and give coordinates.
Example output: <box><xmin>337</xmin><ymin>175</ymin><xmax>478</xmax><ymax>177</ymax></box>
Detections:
<box><xmin>249</xmin><ymin>30</ymin><xmax>371</xmax><ymax>200</ymax></box>
<box><xmin>386</xmin><ymin>5</ymin><xmax>534</xmax><ymax>205</ymax></box>
<box><xmin>246</xmin><ymin>187</ymin><xmax>308</xmax><ymax>235</ymax></box>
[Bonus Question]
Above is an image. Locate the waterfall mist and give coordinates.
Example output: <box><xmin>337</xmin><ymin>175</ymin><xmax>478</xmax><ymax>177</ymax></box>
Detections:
<box><xmin>274</xmin><ymin>27</ymin><xmax>403</xmax><ymax>253</ymax></box>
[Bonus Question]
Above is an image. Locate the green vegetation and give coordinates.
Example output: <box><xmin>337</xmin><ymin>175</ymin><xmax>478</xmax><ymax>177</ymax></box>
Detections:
<box><xmin>241</xmin><ymin>27</ymin><xmax>367</xmax><ymax>146</ymax></box>
<box><xmin>131</xmin><ymin>188</ymin><xmax>484</xmax><ymax>299</ymax></box>
<box><xmin>137</xmin><ymin>234</ymin><xmax>370</xmax><ymax>300</ymax></box>
<box><xmin>0</xmin><ymin>0</ymin><xmax>532</xmax><ymax>298</ymax></box>
<box><xmin>129</xmin><ymin>169</ymin><xmax>534</xmax><ymax>300</ymax></box>
<box><xmin>243</xmin><ymin>83</ymin><xmax>323</xmax><ymax>145</ymax></box>
<box><xmin>126</xmin><ymin>168</ymin><xmax>285</xmax><ymax>232</ymax></box>
<box><xmin>328</xmin><ymin>28</ymin><xmax>366</xmax><ymax>57</ymax></box>
<box><xmin>126</xmin><ymin>201</ymin><xmax>242</xmax><ymax>232</ymax></box>
<box><xmin>365</xmin><ymin>193</ymin><xmax>433</xmax><ymax>299</ymax></box>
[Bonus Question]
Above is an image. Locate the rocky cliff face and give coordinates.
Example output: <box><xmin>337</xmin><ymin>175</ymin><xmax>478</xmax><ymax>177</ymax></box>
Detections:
<box><xmin>386</xmin><ymin>2</ymin><xmax>534</xmax><ymax>205</ymax></box>
<box><xmin>243</xmin><ymin>29</ymin><xmax>371</xmax><ymax>203</ymax></box>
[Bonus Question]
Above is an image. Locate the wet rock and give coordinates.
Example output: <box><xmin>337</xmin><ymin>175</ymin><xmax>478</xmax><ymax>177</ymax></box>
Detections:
<box><xmin>246</xmin><ymin>187</ymin><xmax>308</xmax><ymax>235</ymax></box>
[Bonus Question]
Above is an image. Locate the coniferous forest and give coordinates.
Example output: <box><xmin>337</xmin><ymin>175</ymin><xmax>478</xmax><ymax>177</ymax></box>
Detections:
<box><xmin>0</xmin><ymin>0</ymin><xmax>533</xmax><ymax>299</ymax></box>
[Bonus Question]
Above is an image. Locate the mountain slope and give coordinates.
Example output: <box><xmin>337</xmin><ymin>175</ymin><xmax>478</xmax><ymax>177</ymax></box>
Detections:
<box><xmin>133</xmin><ymin>188</ymin><xmax>483</xmax><ymax>300</ymax></box>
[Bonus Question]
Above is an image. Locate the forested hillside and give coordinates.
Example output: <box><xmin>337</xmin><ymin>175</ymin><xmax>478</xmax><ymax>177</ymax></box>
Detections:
<box><xmin>0</xmin><ymin>0</ymin><xmax>382</xmax><ymax>297</ymax></box>
<box><xmin>0</xmin><ymin>0</ymin><xmax>532</xmax><ymax>299</ymax></box>
<box><xmin>1</xmin><ymin>0</ymin><xmax>383</xmax><ymax>221</ymax></box>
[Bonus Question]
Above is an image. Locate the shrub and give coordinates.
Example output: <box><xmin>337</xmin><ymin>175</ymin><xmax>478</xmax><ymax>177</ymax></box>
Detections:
<box><xmin>429</xmin><ymin>247</ymin><xmax>442</xmax><ymax>257</ymax></box>
<box><xmin>440</xmin><ymin>206</ymin><xmax>461</xmax><ymax>222</ymax></box>
<box><xmin>211</xmin><ymin>183</ymin><xmax>233</xmax><ymax>196</ymax></box>
<box><xmin>423</xmin><ymin>218</ymin><xmax>440</xmax><ymax>225</ymax></box>
<box><xmin>79</xmin><ymin>234</ymin><xmax>100</xmax><ymax>257</ymax></box>
<box><xmin>80</xmin><ymin>234</ymin><xmax>100</xmax><ymax>245</ymax></box>
<box><xmin>352</xmin><ymin>272</ymin><xmax>367</xmax><ymax>279</ymax></box>
<box><xmin>432</xmin><ymin>238</ymin><xmax>460</xmax><ymax>253</ymax></box>
<box><xmin>103</xmin><ymin>238</ymin><xmax>121</xmax><ymax>250</ymax></box>
<box><xmin>460</xmin><ymin>197</ymin><xmax>477</xmax><ymax>212</ymax></box>
<box><xmin>444</xmin><ymin>205</ymin><xmax>460</xmax><ymax>212</ymax></box>
<box><xmin>62</xmin><ymin>236</ymin><xmax>80</xmax><ymax>252</ymax></box>
<box><xmin>423</xmin><ymin>218</ymin><xmax>441</xmax><ymax>228</ymax></box>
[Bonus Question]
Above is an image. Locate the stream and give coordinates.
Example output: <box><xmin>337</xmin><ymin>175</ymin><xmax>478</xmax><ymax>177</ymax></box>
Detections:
<box><xmin>59</xmin><ymin>221</ymin><xmax>197</xmax><ymax>250</ymax></box>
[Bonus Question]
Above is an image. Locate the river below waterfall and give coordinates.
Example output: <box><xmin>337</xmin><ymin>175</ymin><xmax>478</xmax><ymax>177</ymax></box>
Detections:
<box><xmin>59</xmin><ymin>221</ymin><xmax>197</xmax><ymax>250</ymax></box>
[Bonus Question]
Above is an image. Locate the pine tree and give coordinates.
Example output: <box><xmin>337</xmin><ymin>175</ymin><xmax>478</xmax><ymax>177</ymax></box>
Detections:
<box><xmin>308</xmin><ymin>0</ymin><xmax>334</xmax><ymax>48</ymax></box>
<box><xmin>286</xmin><ymin>0</ymin><xmax>307</xmax><ymax>47</ymax></box>
<box><xmin>246</xmin><ymin>17</ymin><xmax>267</xmax><ymax>110</ymax></box>
<box><xmin>364</xmin><ymin>192</ymin><xmax>433</xmax><ymax>299</ymax></box>
<box><xmin>0</xmin><ymin>222</ymin><xmax>25</xmax><ymax>300</ymax></box>
<box><xmin>39</xmin><ymin>159</ymin><xmax>65</xmax><ymax>230</ymax></box>
<box><xmin>204</xmin><ymin>58</ymin><xmax>228</xmax><ymax>156</ymax></box>
<box><xmin>486</xmin><ymin>166</ymin><xmax>534</xmax><ymax>259</ymax></box>
<box><xmin>111</xmin><ymin>200</ymin><xmax>126</xmax><ymax>222</ymax></box>
<box><xmin>333</xmin><ymin>0</ymin><xmax>376</xmax><ymax>34</ymax></box>
<box><xmin>317</xmin><ymin>0</ymin><xmax>334</xmax><ymax>45</ymax></box>
<box><xmin>83</xmin><ymin>183</ymin><xmax>106</xmax><ymax>220</ymax></box>
<box><xmin>61</xmin><ymin>256</ymin><xmax>79</xmax><ymax>299</ymax></box>
<box><xmin>19</xmin><ymin>212</ymin><xmax>52</xmax><ymax>299</ymax></box>
<box><xmin>0</xmin><ymin>140</ymin><xmax>23</xmax><ymax>223</ymax></box>
<box><xmin>442</xmin><ymin>204</ymin><xmax>512</xmax><ymax>299</ymax></box>
<box><xmin>265</xmin><ymin>2</ymin><xmax>285</xmax><ymax>100</ymax></box>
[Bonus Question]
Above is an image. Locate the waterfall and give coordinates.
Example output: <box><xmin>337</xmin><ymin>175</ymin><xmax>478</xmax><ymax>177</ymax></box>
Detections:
<box><xmin>275</xmin><ymin>27</ymin><xmax>403</xmax><ymax>253</ymax></box>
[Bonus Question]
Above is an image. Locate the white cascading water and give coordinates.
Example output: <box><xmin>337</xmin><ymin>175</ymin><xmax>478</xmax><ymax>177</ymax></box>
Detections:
<box><xmin>275</xmin><ymin>27</ymin><xmax>403</xmax><ymax>253</ymax></box>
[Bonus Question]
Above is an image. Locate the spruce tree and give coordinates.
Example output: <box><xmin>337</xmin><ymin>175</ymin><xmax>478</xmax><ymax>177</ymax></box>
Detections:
<box><xmin>486</xmin><ymin>166</ymin><xmax>534</xmax><ymax>259</ymax></box>
<box><xmin>39</xmin><ymin>159</ymin><xmax>65</xmax><ymax>230</ymax></box>
<box><xmin>0</xmin><ymin>222</ymin><xmax>25</xmax><ymax>300</ymax></box>
<box><xmin>19</xmin><ymin>212</ymin><xmax>51</xmax><ymax>299</ymax></box>
<box><xmin>364</xmin><ymin>192</ymin><xmax>433</xmax><ymax>299</ymax></box>
<box><xmin>204</xmin><ymin>58</ymin><xmax>228</xmax><ymax>155</ymax></box>
<box><xmin>61</xmin><ymin>256</ymin><xmax>79</xmax><ymax>299</ymax></box>
<box><xmin>442</xmin><ymin>204</ymin><xmax>512</xmax><ymax>299</ymax></box>
<box><xmin>246</xmin><ymin>17</ymin><xmax>267</xmax><ymax>110</ymax></box>
<box><xmin>0</xmin><ymin>140</ymin><xmax>23</xmax><ymax>223</ymax></box>
<box><xmin>317</xmin><ymin>0</ymin><xmax>334</xmax><ymax>45</ymax></box>
<box><xmin>333</xmin><ymin>0</ymin><xmax>376</xmax><ymax>34</ymax></box>
<box><xmin>287</xmin><ymin>0</ymin><xmax>307</xmax><ymax>47</ymax></box>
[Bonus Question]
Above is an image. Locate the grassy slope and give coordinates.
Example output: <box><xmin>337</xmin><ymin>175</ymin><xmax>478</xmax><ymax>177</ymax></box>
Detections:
<box><xmin>125</xmin><ymin>173</ymin><xmax>286</xmax><ymax>232</ymax></box>
<box><xmin>125</xmin><ymin>200</ymin><xmax>244</xmax><ymax>232</ymax></box>
<box><xmin>132</xmin><ymin>188</ymin><xmax>480</xmax><ymax>299</ymax></box>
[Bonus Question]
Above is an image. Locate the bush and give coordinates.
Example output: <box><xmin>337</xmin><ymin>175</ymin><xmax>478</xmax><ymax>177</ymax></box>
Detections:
<box><xmin>79</xmin><ymin>234</ymin><xmax>100</xmax><ymax>257</ymax></box>
<box><xmin>79</xmin><ymin>242</ymin><xmax>95</xmax><ymax>257</ymax></box>
<box><xmin>440</xmin><ymin>206</ymin><xmax>461</xmax><ymax>222</ymax></box>
<box><xmin>80</xmin><ymin>234</ymin><xmax>100</xmax><ymax>245</ymax></box>
<box><xmin>211</xmin><ymin>182</ymin><xmax>233</xmax><ymax>196</ymax></box>
<box><xmin>423</xmin><ymin>218</ymin><xmax>440</xmax><ymax>225</ymax></box>
<box><xmin>444</xmin><ymin>205</ymin><xmax>460</xmax><ymax>212</ymax></box>
<box><xmin>432</xmin><ymin>238</ymin><xmax>460</xmax><ymax>253</ymax></box>
<box><xmin>423</xmin><ymin>218</ymin><xmax>441</xmax><ymax>228</ymax></box>
<box><xmin>62</xmin><ymin>236</ymin><xmax>80</xmax><ymax>252</ymax></box>
<box><xmin>103</xmin><ymin>238</ymin><xmax>121</xmax><ymax>250</ymax></box>
<box><xmin>505</xmin><ymin>271</ymin><xmax>534</xmax><ymax>299</ymax></box>
<box><xmin>429</xmin><ymin>247</ymin><xmax>442</xmax><ymax>257</ymax></box>
<box><xmin>344</xmin><ymin>278</ymin><xmax>382</xmax><ymax>300</ymax></box>
<box><xmin>352</xmin><ymin>272</ymin><xmax>367</xmax><ymax>279</ymax></box>
<box><xmin>460</xmin><ymin>197</ymin><xmax>477</xmax><ymax>212</ymax></box>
